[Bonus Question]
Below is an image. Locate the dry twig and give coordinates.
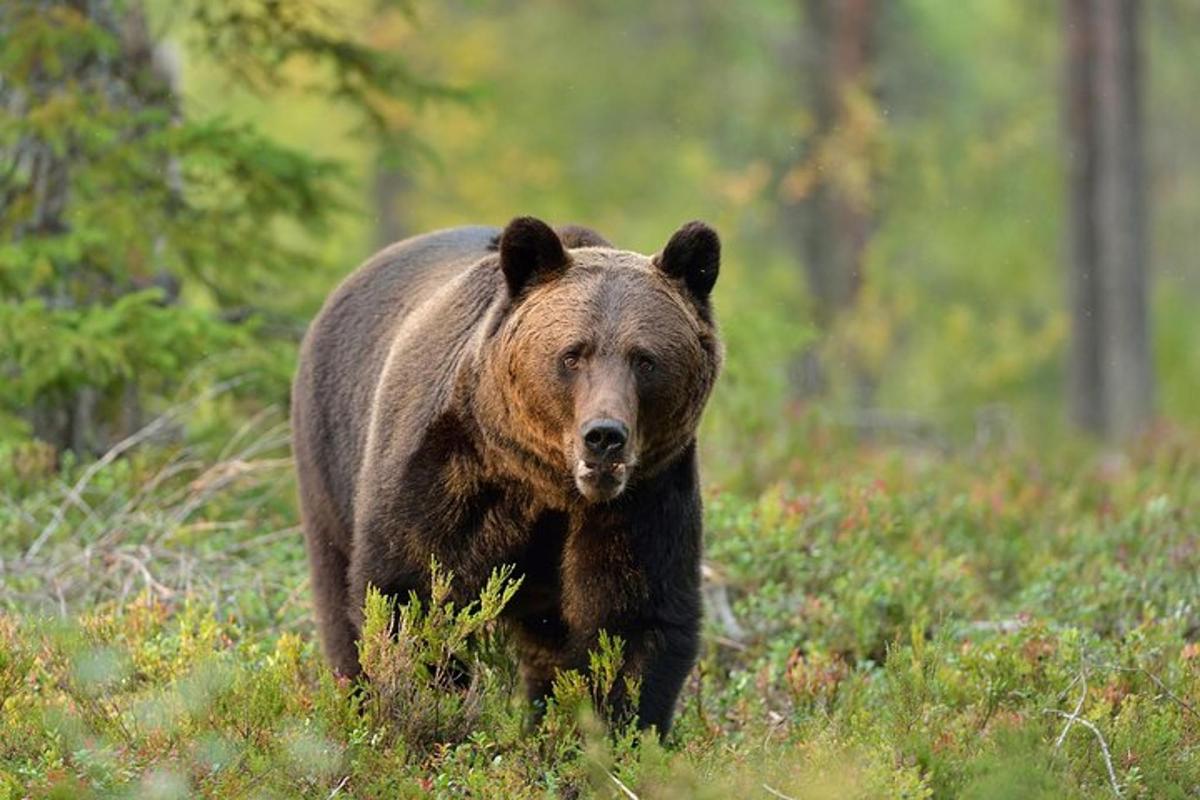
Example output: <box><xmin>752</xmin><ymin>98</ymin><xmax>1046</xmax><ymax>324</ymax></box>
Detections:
<box><xmin>1113</xmin><ymin>664</ymin><xmax>1199</xmax><ymax>719</ymax></box>
<box><xmin>1044</xmin><ymin>708</ymin><xmax>1122</xmax><ymax>797</ymax></box>
<box><xmin>605</xmin><ymin>769</ymin><xmax>639</xmax><ymax>800</ymax></box>
<box><xmin>24</xmin><ymin>379</ymin><xmax>244</xmax><ymax>561</ymax></box>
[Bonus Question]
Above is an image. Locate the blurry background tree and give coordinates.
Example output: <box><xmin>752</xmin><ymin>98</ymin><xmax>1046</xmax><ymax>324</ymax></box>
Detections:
<box><xmin>1064</xmin><ymin>0</ymin><xmax>1152</xmax><ymax>440</ymax></box>
<box><xmin>0</xmin><ymin>0</ymin><xmax>444</xmax><ymax>454</ymax></box>
<box><xmin>783</xmin><ymin>0</ymin><xmax>882</xmax><ymax>402</ymax></box>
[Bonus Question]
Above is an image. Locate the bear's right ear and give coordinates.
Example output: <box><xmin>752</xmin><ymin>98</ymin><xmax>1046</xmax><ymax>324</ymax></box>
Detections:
<box><xmin>499</xmin><ymin>216</ymin><xmax>568</xmax><ymax>297</ymax></box>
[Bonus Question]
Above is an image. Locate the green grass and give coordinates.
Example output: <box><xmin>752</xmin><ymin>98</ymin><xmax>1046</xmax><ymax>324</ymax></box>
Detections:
<box><xmin>2</xmin><ymin>422</ymin><xmax>1199</xmax><ymax>798</ymax></box>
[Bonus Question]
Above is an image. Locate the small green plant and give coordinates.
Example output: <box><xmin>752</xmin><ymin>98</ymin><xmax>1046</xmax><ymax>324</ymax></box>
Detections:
<box><xmin>357</xmin><ymin>560</ymin><xmax>523</xmax><ymax>753</ymax></box>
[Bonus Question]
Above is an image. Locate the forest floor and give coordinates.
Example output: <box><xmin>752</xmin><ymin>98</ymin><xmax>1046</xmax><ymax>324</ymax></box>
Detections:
<box><xmin>2</xmin><ymin>419</ymin><xmax>1199</xmax><ymax>798</ymax></box>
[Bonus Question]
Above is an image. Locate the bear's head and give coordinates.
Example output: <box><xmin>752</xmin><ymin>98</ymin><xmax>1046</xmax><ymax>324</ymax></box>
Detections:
<box><xmin>476</xmin><ymin>216</ymin><xmax>722</xmax><ymax>504</ymax></box>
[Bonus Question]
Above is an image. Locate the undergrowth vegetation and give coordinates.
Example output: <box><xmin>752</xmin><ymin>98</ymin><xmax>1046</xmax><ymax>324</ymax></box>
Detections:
<box><xmin>2</xmin><ymin>421</ymin><xmax>1198</xmax><ymax>798</ymax></box>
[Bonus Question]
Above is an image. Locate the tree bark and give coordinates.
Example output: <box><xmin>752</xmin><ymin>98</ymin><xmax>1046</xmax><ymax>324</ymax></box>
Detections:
<box><xmin>796</xmin><ymin>0</ymin><xmax>875</xmax><ymax>328</ymax></box>
<box><xmin>1064</xmin><ymin>0</ymin><xmax>1152</xmax><ymax>439</ymax></box>
<box><xmin>372</xmin><ymin>160</ymin><xmax>409</xmax><ymax>249</ymax></box>
<box><xmin>785</xmin><ymin>0</ymin><xmax>877</xmax><ymax>400</ymax></box>
<box><xmin>1065</xmin><ymin>0</ymin><xmax>1105</xmax><ymax>434</ymax></box>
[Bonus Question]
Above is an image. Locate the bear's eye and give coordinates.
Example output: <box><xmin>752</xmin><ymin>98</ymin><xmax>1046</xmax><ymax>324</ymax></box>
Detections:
<box><xmin>561</xmin><ymin>350</ymin><xmax>583</xmax><ymax>371</ymax></box>
<box><xmin>634</xmin><ymin>354</ymin><xmax>656</xmax><ymax>375</ymax></box>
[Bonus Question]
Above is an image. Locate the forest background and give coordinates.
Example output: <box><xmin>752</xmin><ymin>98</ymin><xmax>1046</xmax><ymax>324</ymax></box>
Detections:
<box><xmin>2</xmin><ymin>2</ymin><xmax>1198</xmax><ymax>798</ymax></box>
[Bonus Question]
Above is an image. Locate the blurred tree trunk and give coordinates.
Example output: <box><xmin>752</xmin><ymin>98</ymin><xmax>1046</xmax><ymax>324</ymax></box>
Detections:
<box><xmin>372</xmin><ymin>160</ymin><xmax>410</xmax><ymax>248</ymax></box>
<box><xmin>800</xmin><ymin>0</ymin><xmax>874</xmax><ymax>326</ymax></box>
<box><xmin>1064</xmin><ymin>0</ymin><xmax>1152</xmax><ymax>439</ymax></box>
<box><xmin>785</xmin><ymin>0</ymin><xmax>878</xmax><ymax>398</ymax></box>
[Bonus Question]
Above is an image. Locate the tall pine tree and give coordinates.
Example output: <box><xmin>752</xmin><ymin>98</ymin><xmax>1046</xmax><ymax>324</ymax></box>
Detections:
<box><xmin>1</xmin><ymin>0</ymin><xmax>442</xmax><ymax>452</ymax></box>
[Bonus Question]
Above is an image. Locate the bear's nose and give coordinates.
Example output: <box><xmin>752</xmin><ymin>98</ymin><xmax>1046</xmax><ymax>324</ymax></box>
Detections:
<box><xmin>581</xmin><ymin>418</ymin><xmax>628</xmax><ymax>460</ymax></box>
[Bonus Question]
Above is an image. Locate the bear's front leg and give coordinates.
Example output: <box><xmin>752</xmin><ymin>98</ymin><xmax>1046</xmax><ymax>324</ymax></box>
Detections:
<box><xmin>509</xmin><ymin>611</ymin><xmax>575</xmax><ymax>723</ymax></box>
<box><xmin>623</xmin><ymin>614</ymin><xmax>702</xmax><ymax>734</ymax></box>
<box><xmin>557</xmin><ymin>593</ymin><xmax>701</xmax><ymax>735</ymax></box>
<box><xmin>346</xmin><ymin>529</ymin><xmax>425</xmax><ymax>633</ymax></box>
<box><xmin>562</xmin><ymin>446</ymin><xmax>705</xmax><ymax>736</ymax></box>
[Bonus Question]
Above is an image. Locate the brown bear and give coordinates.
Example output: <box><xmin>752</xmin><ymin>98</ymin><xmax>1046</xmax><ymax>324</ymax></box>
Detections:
<box><xmin>291</xmin><ymin>217</ymin><xmax>721</xmax><ymax>734</ymax></box>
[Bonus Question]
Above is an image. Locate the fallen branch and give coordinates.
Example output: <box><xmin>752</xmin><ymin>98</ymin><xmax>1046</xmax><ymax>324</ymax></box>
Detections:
<box><xmin>966</xmin><ymin>618</ymin><xmax>1028</xmax><ymax>635</ymax></box>
<box><xmin>605</xmin><ymin>769</ymin><xmax>639</xmax><ymax>800</ymax></box>
<box><xmin>1113</xmin><ymin>665</ymin><xmax>1199</xmax><ymax>720</ymax></box>
<box><xmin>25</xmin><ymin>378</ymin><xmax>244</xmax><ymax>561</ymax></box>
<box><xmin>702</xmin><ymin>562</ymin><xmax>748</xmax><ymax>644</ymax></box>
<box><xmin>704</xmin><ymin>583</ymin><xmax>748</xmax><ymax>643</ymax></box>
<box><xmin>1043</xmin><ymin>709</ymin><xmax>1121</xmax><ymax>797</ymax></box>
<box><xmin>112</xmin><ymin>550</ymin><xmax>176</xmax><ymax>600</ymax></box>
<box><xmin>1055</xmin><ymin>672</ymin><xmax>1088</xmax><ymax>748</ymax></box>
<box><xmin>326</xmin><ymin>775</ymin><xmax>350</xmax><ymax>799</ymax></box>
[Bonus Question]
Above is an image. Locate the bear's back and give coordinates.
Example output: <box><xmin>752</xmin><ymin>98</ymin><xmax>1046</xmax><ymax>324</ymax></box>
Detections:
<box><xmin>292</xmin><ymin>226</ymin><xmax>502</xmax><ymax>538</ymax></box>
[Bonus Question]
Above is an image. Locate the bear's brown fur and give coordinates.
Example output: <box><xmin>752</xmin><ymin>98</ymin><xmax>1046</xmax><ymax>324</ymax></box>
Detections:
<box><xmin>291</xmin><ymin>217</ymin><xmax>721</xmax><ymax>733</ymax></box>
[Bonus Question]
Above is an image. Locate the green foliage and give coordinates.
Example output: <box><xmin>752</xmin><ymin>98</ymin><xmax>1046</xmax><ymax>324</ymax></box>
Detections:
<box><xmin>357</xmin><ymin>561</ymin><xmax>522</xmax><ymax>752</ymax></box>
<box><xmin>0</xmin><ymin>290</ymin><xmax>240</xmax><ymax>406</ymax></box>
<box><xmin>0</xmin><ymin>0</ymin><xmax>441</xmax><ymax>448</ymax></box>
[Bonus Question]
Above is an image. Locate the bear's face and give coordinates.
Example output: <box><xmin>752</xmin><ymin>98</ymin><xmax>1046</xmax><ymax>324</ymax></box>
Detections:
<box><xmin>481</xmin><ymin>218</ymin><xmax>721</xmax><ymax>504</ymax></box>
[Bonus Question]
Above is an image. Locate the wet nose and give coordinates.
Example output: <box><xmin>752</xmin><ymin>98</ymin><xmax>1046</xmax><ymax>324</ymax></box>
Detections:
<box><xmin>581</xmin><ymin>418</ymin><xmax>628</xmax><ymax>460</ymax></box>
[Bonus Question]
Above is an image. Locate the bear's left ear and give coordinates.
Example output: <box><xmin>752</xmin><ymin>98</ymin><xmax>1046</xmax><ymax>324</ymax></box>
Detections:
<box><xmin>500</xmin><ymin>216</ymin><xmax>568</xmax><ymax>297</ymax></box>
<box><xmin>654</xmin><ymin>221</ymin><xmax>720</xmax><ymax>304</ymax></box>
